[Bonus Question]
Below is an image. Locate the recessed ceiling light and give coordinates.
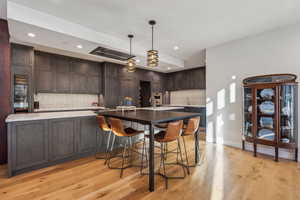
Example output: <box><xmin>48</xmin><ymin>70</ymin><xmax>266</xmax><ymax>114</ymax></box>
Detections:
<box><xmin>173</xmin><ymin>46</ymin><xmax>179</xmax><ymax>51</ymax></box>
<box><xmin>136</xmin><ymin>59</ymin><xmax>140</xmax><ymax>63</ymax></box>
<box><xmin>232</xmin><ymin>75</ymin><xmax>236</xmax><ymax>80</ymax></box>
<box><xmin>76</xmin><ymin>44</ymin><xmax>83</xmax><ymax>49</ymax></box>
<box><xmin>167</xmin><ymin>67</ymin><xmax>171</xmax><ymax>70</ymax></box>
<box><xmin>27</xmin><ymin>33</ymin><xmax>36</xmax><ymax>38</ymax></box>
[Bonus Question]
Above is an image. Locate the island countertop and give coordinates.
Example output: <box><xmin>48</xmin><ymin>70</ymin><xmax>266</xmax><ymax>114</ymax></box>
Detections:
<box><xmin>5</xmin><ymin>110</ymin><xmax>98</xmax><ymax>123</ymax></box>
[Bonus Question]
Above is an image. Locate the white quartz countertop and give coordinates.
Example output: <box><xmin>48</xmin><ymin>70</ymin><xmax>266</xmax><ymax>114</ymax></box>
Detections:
<box><xmin>140</xmin><ymin>106</ymin><xmax>184</xmax><ymax>111</ymax></box>
<box><xmin>164</xmin><ymin>104</ymin><xmax>206</xmax><ymax>108</ymax></box>
<box><xmin>6</xmin><ymin>111</ymin><xmax>98</xmax><ymax>123</ymax></box>
<box><xmin>34</xmin><ymin>106</ymin><xmax>105</xmax><ymax>112</ymax></box>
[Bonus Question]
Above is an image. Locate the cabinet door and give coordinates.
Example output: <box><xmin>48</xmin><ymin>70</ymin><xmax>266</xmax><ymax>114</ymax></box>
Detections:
<box><xmin>36</xmin><ymin>70</ymin><xmax>55</xmax><ymax>92</ymax></box>
<box><xmin>11</xmin><ymin>121</ymin><xmax>48</xmax><ymax>170</ymax></box>
<box><xmin>71</xmin><ymin>74</ymin><xmax>87</xmax><ymax>93</ymax></box>
<box><xmin>56</xmin><ymin>72</ymin><xmax>71</xmax><ymax>93</ymax></box>
<box><xmin>11</xmin><ymin>44</ymin><xmax>34</xmax><ymax>66</ymax></box>
<box><xmin>87</xmin><ymin>76</ymin><xmax>99</xmax><ymax>94</ymax></box>
<box><xmin>78</xmin><ymin>118</ymin><xmax>97</xmax><ymax>154</ymax></box>
<box><xmin>49</xmin><ymin>119</ymin><xmax>77</xmax><ymax>161</ymax></box>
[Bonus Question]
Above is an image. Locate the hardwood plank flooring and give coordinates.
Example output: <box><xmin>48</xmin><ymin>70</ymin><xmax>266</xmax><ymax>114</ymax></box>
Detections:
<box><xmin>0</xmin><ymin>136</ymin><xmax>300</xmax><ymax>200</ymax></box>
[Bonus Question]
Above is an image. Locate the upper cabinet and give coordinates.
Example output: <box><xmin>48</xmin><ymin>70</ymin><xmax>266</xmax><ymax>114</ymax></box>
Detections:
<box><xmin>166</xmin><ymin>67</ymin><xmax>206</xmax><ymax>91</ymax></box>
<box><xmin>35</xmin><ymin>51</ymin><xmax>102</xmax><ymax>94</ymax></box>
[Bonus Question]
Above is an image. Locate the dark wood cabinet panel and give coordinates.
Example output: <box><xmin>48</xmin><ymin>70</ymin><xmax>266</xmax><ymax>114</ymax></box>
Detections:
<box><xmin>35</xmin><ymin>51</ymin><xmax>51</xmax><ymax>71</ymax></box>
<box><xmin>56</xmin><ymin>72</ymin><xmax>70</xmax><ymax>93</ymax></box>
<box><xmin>71</xmin><ymin>73</ymin><xmax>87</xmax><ymax>93</ymax></box>
<box><xmin>52</xmin><ymin>56</ymin><xmax>70</xmax><ymax>73</ymax></box>
<box><xmin>87</xmin><ymin>76</ymin><xmax>100</xmax><ymax>94</ymax></box>
<box><xmin>36</xmin><ymin>70</ymin><xmax>55</xmax><ymax>92</ymax></box>
<box><xmin>10</xmin><ymin>121</ymin><xmax>48</xmax><ymax>170</ymax></box>
<box><xmin>71</xmin><ymin>59</ymin><xmax>100</xmax><ymax>75</ymax></box>
<box><xmin>78</xmin><ymin>117</ymin><xmax>97</xmax><ymax>154</ymax></box>
<box><xmin>49</xmin><ymin>119</ymin><xmax>77</xmax><ymax>161</ymax></box>
<box><xmin>166</xmin><ymin>67</ymin><xmax>206</xmax><ymax>91</ymax></box>
<box><xmin>11</xmin><ymin>44</ymin><xmax>34</xmax><ymax>67</ymax></box>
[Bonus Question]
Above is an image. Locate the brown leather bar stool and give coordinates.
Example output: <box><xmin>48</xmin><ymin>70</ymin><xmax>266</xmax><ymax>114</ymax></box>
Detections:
<box><xmin>108</xmin><ymin>117</ymin><xmax>144</xmax><ymax>178</ymax></box>
<box><xmin>181</xmin><ymin>117</ymin><xmax>201</xmax><ymax>173</ymax></box>
<box><xmin>96</xmin><ymin>115</ymin><xmax>113</xmax><ymax>164</ymax></box>
<box><xmin>142</xmin><ymin>120</ymin><xmax>186</xmax><ymax>189</ymax></box>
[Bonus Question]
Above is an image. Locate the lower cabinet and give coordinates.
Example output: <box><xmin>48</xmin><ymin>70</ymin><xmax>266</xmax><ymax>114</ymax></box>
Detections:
<box><xmin>49</xmin><ymin>119</ymin><xmax>77</xmax><ymax>161</ymax></box>
<box><xmin>78</xmin><ymin>117</ymin><xmax>98</xmax><ymax>154</ymax></box>
<box><xmin>10</xmin><ymin>120</ymin><xmax>49</xmax><ymax>171</ymax></box>
<box><xmin>8</xmin><ymin>116</ymin><xmax>101</xmax><ymax>176</ymax></box>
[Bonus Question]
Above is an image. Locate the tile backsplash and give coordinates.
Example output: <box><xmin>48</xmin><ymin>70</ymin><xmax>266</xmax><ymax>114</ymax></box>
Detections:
<box><xmin>170</xmin><ymin>89</ymin><xmax>206</xmax><ymax>105</ymax></box>
<box><xmin>35</xmin><ymin>93</ymin><xmax>99</xmax><ymax>109</ymax></box>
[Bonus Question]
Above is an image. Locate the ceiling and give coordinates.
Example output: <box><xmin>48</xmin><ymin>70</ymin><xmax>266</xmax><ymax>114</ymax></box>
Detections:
<box><xmin>7</xmin><ymin>0</ymin><xmax>300</xmax><ymax>72</ymax></box>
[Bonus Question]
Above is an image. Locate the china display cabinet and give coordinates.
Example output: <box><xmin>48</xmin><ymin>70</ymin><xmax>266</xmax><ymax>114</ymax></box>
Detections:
<box><xmin>242</xmin><ymin>74</ymin><xmax>298</xmax><ymax>161</ymax></box>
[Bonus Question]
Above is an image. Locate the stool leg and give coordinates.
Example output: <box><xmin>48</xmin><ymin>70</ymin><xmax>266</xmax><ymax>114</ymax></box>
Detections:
<box><xmin>107</xmin><ymin>134</ymin><xmax>116</xmax><ymax>168</ymax></box>
<box><xmin>104</xmin><ymin>131</ymin><xmax>112</xmax><ymax>164</ymax></box>
<box><xmin>140</xmin><ymin>136</ymin><xmax>146</xmax><ymax>175</ymax></box>
<box><xmin>182</xmin><ymin>136</ymin><xmax>191</xmax><ymax>175</ymax></box>
<box><xmin>160</xmin><ymin>143</ymin><xmax>168</xmax><ymax>189</ymax></box>
<box><xmin>177</xmin><ymin>139</ymin><xmax>187</xmax><ymax>177</ymax></box>
<box><xmin>120</xmin><ymin>139</ymin><xmax>128</xmax><ymax>178</ymax></box>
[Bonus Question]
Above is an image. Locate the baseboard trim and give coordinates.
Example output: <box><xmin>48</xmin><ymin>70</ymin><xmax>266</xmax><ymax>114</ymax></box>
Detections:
<box><xmin>206</xmin><ymin>137</ymin><xmax>298</xmax><ymax>161</ymax></box>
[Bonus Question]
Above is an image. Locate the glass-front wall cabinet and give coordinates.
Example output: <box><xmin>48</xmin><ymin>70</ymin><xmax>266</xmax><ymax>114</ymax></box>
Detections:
<box><xmin>243</xmin><ymin>74</ymin><xmax>298</xmax><ymax>161</ymax></box>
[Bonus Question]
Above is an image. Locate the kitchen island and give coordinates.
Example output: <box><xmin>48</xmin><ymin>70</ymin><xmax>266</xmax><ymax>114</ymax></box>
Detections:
<box><xmin>6</xmin><ymin>111</ymin><xmax>106</xmax><ymax>177</ymax></box>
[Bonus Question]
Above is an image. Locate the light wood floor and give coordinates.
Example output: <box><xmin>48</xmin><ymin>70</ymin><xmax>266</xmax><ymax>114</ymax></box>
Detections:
<box><xmin>0</xmin><ymin>137</ymin><xmax>300</xmax><ymax>200</ymax></box>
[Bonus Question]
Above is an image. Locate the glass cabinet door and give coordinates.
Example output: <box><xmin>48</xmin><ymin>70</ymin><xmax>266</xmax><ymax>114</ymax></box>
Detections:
<box><xmin>244</xmin><ymin>88</ymin><xmax>253</xmax><ymax>138</ymax></box>
<box><xmin>256</xmin><ymin>87</ymin><xmax>276</xmax><ymax>141</ymax></box>
<box><xmin>280</xmin><ymin>85</ymin><xmax>298</xmax><ymax>144</ymax></box>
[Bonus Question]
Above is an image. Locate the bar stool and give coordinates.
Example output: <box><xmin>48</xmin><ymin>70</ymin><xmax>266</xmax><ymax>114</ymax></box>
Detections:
<box><xmin>181</xmin><ymin>117</ymin><xmax>201</xmax><ymax>172</ymax></box>
<box><xmin>108</xmin><ymin>117</ymin><xmax>144</xmax><ymax>178</ymax></box>
<box><xmin>96</xmin><ymin>115</ymin><xmax>112</xmax><ymax>164</ymax></box>
<box><xmin>142</xmin><ymin>120</ymin><xmax>186</xmax><ymax>189</ymax></box>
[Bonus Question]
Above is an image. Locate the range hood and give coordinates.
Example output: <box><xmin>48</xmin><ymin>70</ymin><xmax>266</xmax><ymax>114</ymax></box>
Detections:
<box><xmin>90</xmin><ymin>46</ymin><xmax>135</xmax><ymax>61</ymax></box>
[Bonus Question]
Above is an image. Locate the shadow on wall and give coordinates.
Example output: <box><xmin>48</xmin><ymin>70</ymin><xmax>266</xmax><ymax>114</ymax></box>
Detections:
<box><xmin>206</xmin><ymin>76</ymin><xmax>237</xmax><ymax>144</ymax></box>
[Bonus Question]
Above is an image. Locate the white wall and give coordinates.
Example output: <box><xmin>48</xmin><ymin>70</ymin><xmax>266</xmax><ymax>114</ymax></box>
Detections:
<box><xmin>184</xmin><ymin>49</ymin><xmax>206</xmax><ymax>68</ymax></box>
<box><xmin>0</xmin><ymin>0</ymin><xmax>7</xmax><ymax>19</ymax></box>
<box><xmin>206</xmin><ymin>23</ymin><xmax>300</xmax><ymax>160</ymax></box>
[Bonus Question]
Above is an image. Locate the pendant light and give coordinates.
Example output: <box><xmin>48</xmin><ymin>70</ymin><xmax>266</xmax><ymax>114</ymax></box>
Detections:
<box><xmin>126</xmin><ymin>34</ymin><xmax>136</xmax><ymax>72</ymax></box>
<box><xmin>147</xmin><ymin>20</ymin><xmax>159</xmax><ymax>67</ymax></box>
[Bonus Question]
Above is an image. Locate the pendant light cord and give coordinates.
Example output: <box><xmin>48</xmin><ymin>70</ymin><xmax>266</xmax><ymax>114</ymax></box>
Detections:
<box><xmin>151</xmin><ymin>25</ymin><xmax>154</xmax><ymax>50</ymax></box>
<box><xmin>130</xmin><ymin>37</ymin><xmax>132</xmax><ymax>56</ymax></box>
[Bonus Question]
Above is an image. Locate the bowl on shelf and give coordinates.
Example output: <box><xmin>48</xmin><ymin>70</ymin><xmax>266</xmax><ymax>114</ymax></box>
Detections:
<box><xmin>258</xmin><ymin>129</ymin><xmax>275</xmax><ymax>140</ymax></box>
<box><xmin>260</xmin><ymin>88</ymin><xmax>274</xmax><ymax>100</ymax></box>
<box><xmin>259</xmin><ymin>101</ymin><xmax>275</xmax><ymax>115</ymax></box>
<box><xmin>281</xmin><ymin>138</ymin><xmax>290</xmax><ymax>143</ymax></box>
<box><xmin>259</xmin><ymin>117</ymin><xmax>274</xmax><ymax>129</ymax></box>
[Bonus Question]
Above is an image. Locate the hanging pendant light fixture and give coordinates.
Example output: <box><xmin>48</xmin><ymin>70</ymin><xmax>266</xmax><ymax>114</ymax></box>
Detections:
<box><xmin>126</xmin><ymin>34</ymin><xmax>136</xmax><ymax>72</ymax></box>
<box><xmin>147</xmin><ymin>20</ymin><xmax>159</xmax><ymax>67</ymax></box>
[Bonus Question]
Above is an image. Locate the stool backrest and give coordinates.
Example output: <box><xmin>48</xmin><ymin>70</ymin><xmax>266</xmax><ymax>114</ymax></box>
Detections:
<box><xmin>184</xmin><ymin>117</ymin><xmax>200</xmax><ymax>135</ymax></box>
<box><xmin>109</xmin><ymin>117</ymin><xmax>126</xmax><ymax>136</ymax></box>
<box><xmin>96</xmin><ymin>115</ymin><xmax>111</xmax><ymax>132</ymax></box>
<box><xmin>164</xmin><ymin>120</ymin><xmax>183</xmax><ymax>141</ymax></box>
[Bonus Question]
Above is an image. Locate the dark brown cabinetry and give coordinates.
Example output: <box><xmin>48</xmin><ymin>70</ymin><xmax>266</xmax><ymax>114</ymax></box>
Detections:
<box><xmin>35</xmin><ymin>52</ymin><xmax>102</xmax><ymax>94</ymax></box>
<box><xmin>166</xmin><ymin>67</ymin><xmax>206</xmax><ymax>91</ymax></box>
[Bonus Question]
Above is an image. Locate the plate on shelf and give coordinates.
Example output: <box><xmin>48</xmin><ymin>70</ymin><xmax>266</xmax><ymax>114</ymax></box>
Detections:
<box><xmin>259</xmin><ymin>101</ymin><xmax>275</xmax><ymax>115</ymax></box>
<box><xmin>259</xmin><ymin>117</ymin><xmax>273</xmax><ymax>129</ymax></box>
<box><xmin>258</xmin><ymin>129</ymin><xmax>275</xmax><ymax>140</ymax></box>
<box><xmin>260</xmin><ymin>89</ymin><xmax>274</xmax><ymax>100</ymax></box>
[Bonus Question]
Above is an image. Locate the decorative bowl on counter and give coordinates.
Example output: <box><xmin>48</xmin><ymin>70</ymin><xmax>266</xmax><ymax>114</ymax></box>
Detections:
<box><xmin>259</xmin><ymin>101</ymin><xmax>275</xmax><ymax>115</ymax></box>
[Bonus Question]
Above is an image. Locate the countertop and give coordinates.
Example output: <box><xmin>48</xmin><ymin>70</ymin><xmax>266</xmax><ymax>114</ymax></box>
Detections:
<box><xmin>140</xmin><ymin>106</ymin><xmax>185</xmax><ymax>111</ymax></box>
<box><xmin>6</xmin><ymin>106</ymin><xmax>205</xmax><ymax>123</ymax></box>
<box><xmin>164</xmin><ymin>104</ymin><xmax>206</xmax><ymax>108</ymax></box>
<box><xmin>6</xmin><ymin>111</ymin><xmax>98</xmax><ymax>123</ymax></box>
<box><xmin>34</xmin><ymin>106</ymin><xmax>105</xmax><ymax>112</ymax></box>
